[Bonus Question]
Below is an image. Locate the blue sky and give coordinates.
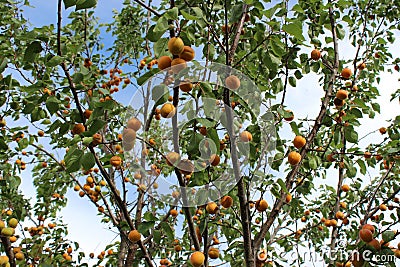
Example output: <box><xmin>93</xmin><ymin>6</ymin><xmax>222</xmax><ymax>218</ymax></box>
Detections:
<box><xmin>13</xmin><ymin>1</ymin><xmax>400</xmax><ymax>266</ymax></box>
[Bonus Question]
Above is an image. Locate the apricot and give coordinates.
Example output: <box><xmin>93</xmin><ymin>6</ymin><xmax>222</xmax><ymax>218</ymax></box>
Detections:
<box><xmin>285</xmin><ymin>193</ymin><xmax>292</xmax><ymax>203</ymax></box>
<box><xmin>171</xmin><ymin>58</ymin><xmax>187</xmax><ymax>74</ymax></box>
<box><xmin>128</xmin><ymin>229</ymin><xmax>141</xmax><ymax>243</ymax></box>
<box><xmin>256</xmin><ymin>199</ymin><xmax>269</xmax><ymax>212</ymax></box>
<box><xmin>8</xmin><ymin>218</ymin><xmax>18</xmax><ymax>228</ymax></box>
<box><xmin>0</xmin><ymin>256</ymin><xmax>9</xmax><ymax>264</ymax></box>
<box><xmin>335</xmin><ymin>211</ymin><xmax>345</xmax><ymax>220</ymax></box>
<box><xmin>357</xmin><ymin>62</ymin><xmax>366</xmax><ymax>70</ymax></box>
<box><xmin>225</xmin><ymin>75</ymin><xmax>240</xmax><ymax>90</ymax></box>
<box><xmin>92</xmin><ymin>133</ymin><xmax>103</xmax><ymax>145</ymax></box>
<box><xmin>336</xmin><ymin>89</ymin><xmax>348</xmax><ymax>100</ymax></box>
<box><xmin>379</xmin><ymin>204</ymin><xmax>387</xmax><ymax>211</ymax></box>
<box><xmin>72</xmin><ymin>123</ymin><xmax>85</xmax><ymax>135</ymax></box>
<box><xmin>177</xmin><ymin>159</ymin><xmax>194</xmax><ymax>175</ymax></box>
<box><xmin>341</xmin><ymin>184</ymin><xmax>350</xmax><ymax>192</ymax></box>
<box><xmin>379</xmin><ymin>127</ymin><xmax>386</xmax><ymax>134</ymax></box>
<box><xmin>168</xmin><ymin>37</ymin><xmax>184</xmax><ymax>55</ymax></box>
<box><xmin>327</xmin><ymin>153</ymin><xmax>336</xmax><ymax>162</ymax></box>
<box><xmin>362</xmin><ymin>224</ymin><xmax>375</xmax><ymax>233</ymax></box>
<box><xmin>84</xmin><ymin>109</ymin><xmax>92</xmax><ymax>119</ymax></box>
<box><xmin>0</xmin><ymin>220</ymin><xmax>4</xmax><ymax>229</ymax></box>
<box><xmin>220</xmin><ymin>195</ymin><xmax>233</xmax><ymax>208</ymax></box>
<box><xmin>341</xmin><ymin>68</ymin><xmax>352</xmax><ymax>79</ymax></box>
<box><xmin>364</xmin><ymin>151</ymin><xmax>372</xmax><ymax>159</ymax></box>
<box><xmin>122</xmin><ymin>128</ymin><xmax>136</xmax><ymax>143</ymax></box>
<box><xmin>110</xmin><ymin>155</ymin><xmax>122</xmax><ymax>167</ymax></box>
<box><xmin>208</xmin><ymin>247</ymin><xmax>220</xmax><ymax>259</ymax></box>
<box><xmin>284</xmin><ymin>110</ymin><xmax>294</xmax><ymax>121</ymax></box>
<box><xmin>160</xmin><ymin>103</ymin><xmax>176</xmax><ymax>118</ymax></box>
<box><xmin>206</xmin><ymin>202</ymin><xmax>218</xmax><ymax>214</ymax></box>
<box><xmin>179</xmin><ymin>79</ymin><xmax>193</xmax><ymax>92</ymax></box>
<box><xmin>293</xmin><ymin>136</ymin><xmax>306</xmax><ymax>149</ymax></box>
<box><xmin>210</xmin><ymin>154</ymin><xmax>220</xmax><ymax>166</ymax></box>
<box><xmin>1</xmin><ymin>227</ymin><xmax>14</xmax><ymax>237</ymax></box>
<box><xmin>158</xmin><ymin>56</ymin><xmax>172</xmax><ymax>70</ymax></box>
<box><xmin>359</xmin><ymin>229</ymin><xmax>373</xmax><ymax>242</ymax></box>
<box><xmin>38</xmin><ymin>130</ymin><xmax>45</xmax><ymax>137</ymax></box>
<box><xmin>288</xmin><ymin>151</ymin><xmax>301</xmax><ymax>165</ymax></box>
<box><xmin>190</xmin><ymin>251</ymin><xmax>205</xmax><ymax>267</ymax></box>
<box><xmin>334</xmin><ymin>98</ymin><xmax>344</xmax><ymax>107</ymax></box>
<box><xmin>367</xmin><ymin>239</ymin><xmax>381</xmax><ymax>250</ymax></box>
<box><xmin>311</xmin><ymin>49</ymin><xmax>321</xmax><ymax>60</ymax></box>
<box><xmin>179</xmin><ymin>46</ymin><xmax>195</xmax><ymax>61</ymax></box>
<box><xmin>127</xmin><ymin>117</ymin><xmax>142</xmax><ymax>131</ymax></box>
<box><xmin>170</xmin><ymin>209</ymin><xmax>178</xmax><ymax>217</ymax></box>
<box><xmin>239</xmin><ymin>131</ymin><xmax>252</xmax><ymax>142</ymax></box>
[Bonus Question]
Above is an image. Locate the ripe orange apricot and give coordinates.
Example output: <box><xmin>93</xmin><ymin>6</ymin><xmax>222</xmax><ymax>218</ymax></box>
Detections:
<box><xmin>379</xmin><ymin>127</ymin><xmax>386</xmax><ymax>134</ymax></box>
<box><xmin>221</xmin><ymin>195</ymin><xmax>233</xmax><ymax>208</ymax></box>
<box><xmin>288</xmin><ymin>151</ymin><xmax>301</xmax><ymax>165</ymax></box>
<box><xmin>110</xmin><ymin>155</ymin><xmax>122</xmax><ymax>167</ymax></box>
<box><xmin>311</xmin><ymin>49</ymin><xmax>321</xmax><ymax>60</ymax></box>
<box><xmin>127</xmin><ymin>117</ymin><xmax>141</xmax><ymax>131</ymax></box>
<box><xmin>171</xmin><ymin>58</ymin><xmax>187</xmax><ymax>74</ymax></box>
<box><xmin>359</xmin><ymin>229</ymin><xmax>373</xmax><ymax>242</ymax></box>
<box><xmin>341</xmin><ymin>68</ymin><xmax>352</xmax><ymax>79</ymax></box>
<box><xmin>225</xmin><ymin>75</ymin><xmax>241</xmax><ymax>90</ymax></box>
<box><xmin>239</xmin><ymin>131</ymin><xmax>252</xmax><ymax>142</ymax></box>
<box><xmin>84</xmin><ymin>109</ymin><xmax>92</xmax><ymax>119</ymax></box>
<box><xmin>72</xmin><ymin>123</ymin><xmax>85</xmax><ymax>135</ymax></box>
<box><xmin>335</xmin><ymin>211</ymin><xmax>345</xmax><ymax>220</ymax></box>
<box><xmin>179</xmin><ymin>79</ymin><xmax>193</xmax><ymax>92</ymax></box>
<box><xmin>190</xmin><ymin>251</ymin><xmax>205</xmax><ymax>267</ymax></box>
<box><xmin>336</xmin><ymin>89</ymin><xmax>348</xmax><ymax>100</ymax></box>
<box><xmin>168</xmin><ymin>37</ymin><xmax>185</xmax><ymax>55</ymax></box>
<box><xmin>357</xmin><ymin>62</ymin><xmax>366</xmax><ymax>70</ymax></box>
<box><xmin>160</xmin><ymin>103</ymin><xmax>176</xmax><ymax>118</ymax></box>
<box><xmin>362</xmin><ymin>224</ymin><xmax>375</xmax><ymax>234</ymax></box>
<box><xmin>158</xmin><ymin>56</ymin><xmax>172</xmax><ymax>70</ymax></box>
<box><xmin>255</xmin><ymin>199</ymin><xmax>269</xmax><ymax>212</ymax></box>
<box><xmin>379</xmin><ymin>204</ymin><xmax>387</xmax><ymax>211</ymax></box>
<box><xmin>293</xmin><ymin>136</ymin><xmax>306</xmax><ymax>149</ymax></box>
<box><xmin>285</xmin><ymin>193</ymin><xmax>292</xmax><ymax>203</ymax></box>
<box><xmin>128</xmin><ymin>229</ymin><xmax>141</xmax><ymax>243</ymax></box>
<box><xmin>206</xmin><ymin>202</ymin><xmax>218</xmax><ymax>214</ymax></box>
<box><xmin>208</xmin><ymin>247</ymin><xmax>220</xmax><ymax>259</ymax></box>
<box><xmin>210</xmin><ymin>154</ymin><xmax>220</xmax><ymax>166</ymax></box>
<box><xmin>364</xmin><ymin>151</ymin><xmax>372</xmax><ymax>159</ymax></box>
<box><xmin>179</xmin><ymin>46</ymin><xmax>195</xmax><ymax>61</ymax></box>
<box><xmin>341</xmin><ymin>184</ymin><xmax>350</xmax><ymax>192</ymax></box>
<box><xmin>170</xmin><ymin>209</ymin><xmax>178</xmax><ymax>217</ymax></box>
<box><xmin>14</xmin><ymin>252</ymin><xmax>24</xmax><ymax>261</ymax></box>
<box><xmin>92</xmin><ymin>133</ymin><xmax>102</xmax><ymax>145</ymax></box>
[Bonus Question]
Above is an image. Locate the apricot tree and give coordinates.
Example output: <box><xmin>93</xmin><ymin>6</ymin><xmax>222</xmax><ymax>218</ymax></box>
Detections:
<box><xmin>0</xmin><ymin>0</ymin><xmax>399</xmax><ymax>267</ymax></box>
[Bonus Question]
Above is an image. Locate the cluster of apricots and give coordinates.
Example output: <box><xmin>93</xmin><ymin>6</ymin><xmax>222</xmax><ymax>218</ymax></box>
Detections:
<box><xmin>139</xmin><ymin>58</ymin><xmax>158</xmax><ymax>70</ymax></box>
<box><xmin>0</xmin><ymin>218</ymin><xmax>25</xmax><ymax>263</ymax></box>
<box><xmin>157</xmin><ymin>37</ymin><xmax>195</xmax><ymax>72</ymax></box>
<box><xmin>99</xmin><ymin>67</ymin><xmax>130</xmax><ymax>94</ymax></box>
<box><xmin>74</xmin><ymin>176</ymin><xmax>107</xmax><ymax>203</ymax></box>
<box><xmin>287</xmin><ymin>135</ymin><xmax>306</xmax><ymax>166</ymax></box>
<box><xmin>121</xmin><ymin>117</ymin><xmax>141</xmax><ymax>153</ymax></box>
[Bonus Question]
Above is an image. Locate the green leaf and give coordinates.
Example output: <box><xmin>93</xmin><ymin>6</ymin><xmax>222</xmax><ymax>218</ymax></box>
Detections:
<box><xmin>63</xmin><ymin>0</ymin><xmax>76</xmax><ymax>8</ymax></box>
<box><xmin>277</xmin><ymin>178</ymin><xmax>289</xmax><ymax>193</ymax></box>
<box><xmin>382</xmin><ymin>231</ymin><xmax>395</xmax><ymax>243</ymax></box>
<box><xmin>65</xmin><ymin>148</ymin><xmax>83</xmax><ymax>173</ymax></box>
<box><xmin>138</xmin><ymin>221</ymin><xmax>155</xmax><ymax>235</ymax></box>
<box><xmin>47</xmin><ymin>56</ymin><xmax>64</xmax><ymax>67</ymax></box>
<box><xmin>73</xmin><ymin>73</ymin><xmax>84</xmax><ymax>84</ymax></box>
<box><xmin>75</xmin><ymin>0</ymin><xmax>97</xmax><ymax>10</ymax></box>
<box><xmin>81</xmin><ymin>153</ymin><xmax>95</xmax><ymax>170</ymax></box>
<box><xmin>282</xmin><ymin>22</ymin><xmax>305</xmax><ymax>41</ymax></box>
<box><xmin>0</xmin><ymin>137</ymin><xmax>8</xmax><ymax>151</ymax></box>
<box><xmin>137</xmin><ymin>68</ymin><xmax>159</xmax><ymax>86</ymax></box>
<box><xmin>45</xmin><ymin>96</ymin><xmax>60</xmax><ymax>115</ymax></box>
<box><xmin>146</xmin><ymin>25</ymin><xmax>165</xmax><ymax>42</ymax></box>
<box><xmin>289</xmin><ymin>76</ymin><xmax>296</xmax><ymax>87</ymax></box>
<box><xmin>153</xmin><ymin>38</ymin><xmax>169</xmax><ymax>57</ymax></box>
<box><xmin>88</xmin><ymin>119</ymin><xmax>106</xmax><ymax>135</ymax></box>
<box><xmin>154</xmin><ymin>16</ymin><xmax>169</xmax><ymax>33</ymax></box>
<box><xmin>164</xmin><ymin>7</ymin><xmax>178</xmax><ymax>20</ymax></box>
<box><xmin>344</xmin><ymin>127</ymin><xmax>358</xmax><ymax>143</ymax></box>
<box><xmin>152</xmin><ymin>84</ymin><xmax>169</xmax><ymax>105</ymax></box>
<box><xmin>290</xmin><ymin>122</ymin><xmax>300</xmax><ymax>136</ymax></box>
<box><xmin>160</xmin><ymin>222</ymin><xmax>174</xmax><ymax>240</ymax></box>
<box><xmin>24</xmin><ymin>41</ymin><xmax>42</xmax><ymax>63</ymax></box>
<box><xmin>181</xmin><ymin>10</ymin><xmax>198</xmax><ymax>20</ymax></box>
<box><xmin>309</xmin><ymin>156</ymin><xmax>317</xmax><ymax>170</ymax></box>
<box><xmin>0</xmin><ymin>57</ymin><xmax>7</xmax><ymax>74</ymax></box>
